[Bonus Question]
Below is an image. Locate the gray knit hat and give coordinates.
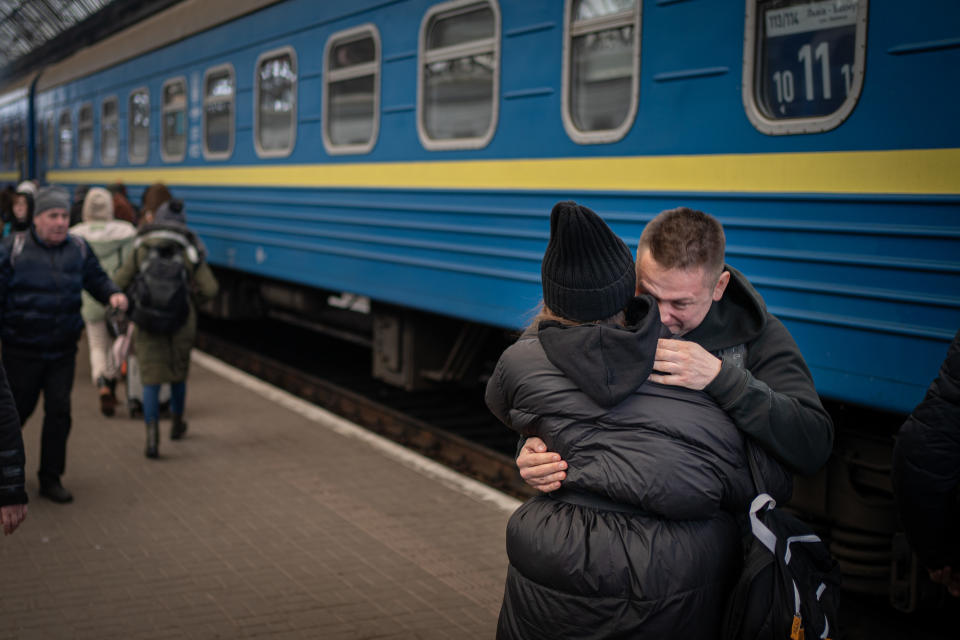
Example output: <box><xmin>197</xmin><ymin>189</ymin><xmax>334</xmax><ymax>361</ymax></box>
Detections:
<box><xmin>541</xmin><ymin>201</ymin><xmax>636</xmax><ymax>323</ymax></box>
<box><xmin>34</xmin><ymin>185</ymin><xmax>70</xmax><ymax>215</ymax></box>
<box><xmin>154</xmin><ymin>198</ymin><xmax>187</xmax><ymax>226</ymax></box>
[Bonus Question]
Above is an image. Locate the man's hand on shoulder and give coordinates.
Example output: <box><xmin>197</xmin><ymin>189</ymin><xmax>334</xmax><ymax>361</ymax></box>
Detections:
<box><xmin>650</xmin><ymin>338</ymin><xmax>722</xmax><ymax>391</ymax></box>
<box><xmin>517</xmin><ymin>436</ymin><xmax>566</xmax><ymax>493</ymax></box>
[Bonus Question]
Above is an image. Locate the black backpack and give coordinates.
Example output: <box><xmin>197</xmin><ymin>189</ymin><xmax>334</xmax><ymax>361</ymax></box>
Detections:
<box><xmin>722</xmin><ymin>445</ymin><xmax>842</xmax><ymax>640</ymax></box>
<box><xmin>128</xmin><ymin>243</ymin><xmax>190</xmax><ymax>334</ymax></box>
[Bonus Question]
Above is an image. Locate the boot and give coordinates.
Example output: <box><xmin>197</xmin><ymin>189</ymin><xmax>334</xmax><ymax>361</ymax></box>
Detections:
<box><xmin>171</xmin><ymin>414</ymin><xmax>188</xmax><ymax>440</ymax></box>
<box><xmin>145</xmin><ymin>420</ymin><xmax>159</xmax><ymax>458</ymax></box>
<box><xmin>97</xmin><ymin>375</ymin><xmax>116</xmax><ymax>417</ymax></box>
<box><xmin>39</xmin><ymin>476</ymin><xmax>74</xmax><ymax>504</ymax></box>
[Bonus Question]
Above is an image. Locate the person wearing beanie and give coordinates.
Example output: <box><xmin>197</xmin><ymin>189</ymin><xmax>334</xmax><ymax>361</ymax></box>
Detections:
<box><xmin>71</xmin><ymin>187</ymin><xmax>137</xmax><ymax>416</ymax></box>
<box><xmin>519</xmin><ymin>206</ymin><xmax>832</xmax><ymax>495</ymax></box>
<box><xmin>486</xmin><ymin>201</ymin><xmax>792</xmax><ymax>638</ymax></box>
<box><xmin>153</xmin><ymin>198</ymin><xmax>187</xmax><ymax>227</ymax></box>
<box><xmin>113</xmin><ymin>198</ymin><xmax>218</xmax><ymax>459</ymax></box>
<box><xmin>15</xmin><ymin>180</ymin><xmax>37</xmax><ymax>198</ymax></box>
<box><xmin>0</xmin><ymin>185</ymin><xmax>128</xmax><ymax>504</ymax></box>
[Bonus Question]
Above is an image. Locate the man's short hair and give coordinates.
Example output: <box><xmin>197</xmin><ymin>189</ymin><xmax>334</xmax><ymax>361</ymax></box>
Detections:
<box><xmin>638</xmin><ymin>207</ymin><xmax>726</xmax><ymax>281</ymax></box>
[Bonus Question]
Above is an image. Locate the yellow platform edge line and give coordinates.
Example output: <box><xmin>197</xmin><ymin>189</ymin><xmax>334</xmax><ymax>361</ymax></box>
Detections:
<box><xmin>46</xmin><ymin>148</ymin><xmax>960</xmax><ymax>195</ymax></box>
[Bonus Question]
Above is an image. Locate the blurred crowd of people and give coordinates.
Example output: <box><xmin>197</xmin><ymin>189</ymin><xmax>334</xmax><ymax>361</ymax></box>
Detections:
<box><xmin>0</xmin><ymin>179</ymin><xmax>217</xmax><ymax>533</ymax></box>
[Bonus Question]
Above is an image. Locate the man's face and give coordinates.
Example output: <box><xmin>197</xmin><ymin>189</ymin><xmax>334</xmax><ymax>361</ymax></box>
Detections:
<box><xmin>636</xmin><ymin>248</ymin><xmax>729</xmax><ymax>336</ymax></box>
<box><xmin>33</xmin><ymin>208</ymin><xmax>70</xmax><ymax>245</ymax></box>
<box><xmin>12</xmin><ymin>196</ymin><xmax>28</xmax><ymax>222</ymax></box>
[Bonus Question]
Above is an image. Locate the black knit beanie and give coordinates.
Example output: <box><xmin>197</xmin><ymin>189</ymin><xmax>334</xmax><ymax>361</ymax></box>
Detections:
<box><xmin>541</xmin><ymin>201</ymin><xmax>636</xmax><ymax>323</ymax></box>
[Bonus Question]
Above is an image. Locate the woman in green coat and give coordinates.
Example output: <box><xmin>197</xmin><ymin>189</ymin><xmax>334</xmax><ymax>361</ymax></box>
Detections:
<box><xmin>113</xmin><ymin>199</ymin><xmax>218</xmax><ymax>458</ymax></box>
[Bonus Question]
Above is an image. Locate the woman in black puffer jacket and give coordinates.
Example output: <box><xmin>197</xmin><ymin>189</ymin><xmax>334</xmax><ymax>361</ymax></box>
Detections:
<box><xmin>486</xmin><ymin>202</ymin><xmax>791</xmax><ymax>639</ymax></box>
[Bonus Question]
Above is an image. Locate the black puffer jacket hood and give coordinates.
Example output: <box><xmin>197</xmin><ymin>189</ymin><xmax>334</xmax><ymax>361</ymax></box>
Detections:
<box><xmin>538</xmin><ymin>295</ymin><xmax>667</xmax><ymax>407</ymax></box>
<box><xmin>687</xmin><ymin>265</ymin><xmax>766</xmax><ymax>352</ymax></box>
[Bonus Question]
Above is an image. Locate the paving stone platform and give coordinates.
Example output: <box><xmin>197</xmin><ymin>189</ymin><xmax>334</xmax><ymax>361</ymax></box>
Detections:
<box><xmin>1</xmin><ymin>342</ymin><xmax>518</xmax><ymax>639</ymax></box>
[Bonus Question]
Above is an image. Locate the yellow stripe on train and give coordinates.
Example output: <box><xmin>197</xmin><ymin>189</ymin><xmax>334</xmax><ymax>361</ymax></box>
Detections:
<box><xmin>47</xmin><ymin>148</ymin><xmax>960</xmax><ymax>195</ymax></box>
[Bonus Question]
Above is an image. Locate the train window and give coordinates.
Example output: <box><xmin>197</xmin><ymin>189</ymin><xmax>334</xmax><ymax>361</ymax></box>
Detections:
<box><xmin>78</xmin><ymin>103</ymin><xmax>94</xmax><ymax>167</ymax></box>
<box><xmin>162</xmin><ymin>78</ymin><xmax>188</xmax><ymax>163</ymax></box>
<box><xmin>128</xmin><ymin>88</ymin><xmax>150</xmax><ymax>164</ymax></box>
<box><xmin>562</xmin><ymin>0</ymin><xmax>640</xmax><ymax>144</ymax></box>
<box><xmin>255</xmin><ymin>47</ymin><xmax>297</xmax><ymax>158</ymax></box>
<box><xmin>58</xmin><ymin>109</ymin><xmax>73</xmax><ymax>168</ymax></box>
<box><xmin>323</xmin><ymin>26</ymin><xmax>379</xmax><ymax>155</ymax></box>
<box><xmin>203</xmin><ymin>64</ymin><xmax>235</xmax><ymax>160</ymax></box>
<box><xmin>418</xmin><ymin>0</ymin><xmax>500</xmax><ymax>150</ymax></box>
<box><xmin>743</xmin><ymin>0</ymin><xmax>868</xmax><ymax>135</ymax></box>
<box><xmin>101</xmin><ymin>97</ymin><xmax>119</xmax><ymax>166</ymax></box>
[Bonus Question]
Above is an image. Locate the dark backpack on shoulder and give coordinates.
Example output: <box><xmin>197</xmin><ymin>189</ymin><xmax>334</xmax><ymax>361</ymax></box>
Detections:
<box><xmin>723</xmin><ymin>446</ymin><xmax>842</xmax><ymax>640</ymax></box>
<box><xmin>128</xmin><ymin>244</ymin><xmax>190</xmax><ymax>334</ymax></box>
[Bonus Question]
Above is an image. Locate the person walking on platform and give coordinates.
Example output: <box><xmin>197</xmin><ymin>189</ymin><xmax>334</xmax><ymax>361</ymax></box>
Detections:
<box><xmin>893</xmin><ymin>329</ymin><xmax>960</xmax><ymax>598</ymax></box>
<box><xmin>70</xmin><ymin>187</ymin><xmax>137</xmax><ymax>416</ymax></box>
<box><xmin>0</xmin><ymin>361</ymin><xmax>28</xmax><ymax>535</ymax></box>
<box><xmin>486</xmin><ymin>202</ymin><xmax>792</xmax><ymax>638</ymax></box>
<box><xmin>106</xmin><ymin>182</ymin><xmax>137</xmax><ymax>226</ymax></box>
<box><xmin>0</xmin><ymin>186</ymin><xmax>128</xmax><ymax>504</ymax></box>
<box><xmin>516</xmin><ymin>206</ymin><xmax>834</xmax><ymax>490</ymax></box>
<box><xmin>3</xmin><ymin>185</ymin><xmax>34</xmax><ymax>237</ymax></box>
<box><xmin>68</xmin><ymin>185</ymin><xmax>89</xmax><ymax>228</ymax></box>
<box><xmin>139</xmin><ymin>183</ymin><xmax>172</xmax><ymax>228</ymax></box>
<box><xmin>113</xmin><ymin>199</ymin><xmax>217</xmax><ymax>459</ymax></box>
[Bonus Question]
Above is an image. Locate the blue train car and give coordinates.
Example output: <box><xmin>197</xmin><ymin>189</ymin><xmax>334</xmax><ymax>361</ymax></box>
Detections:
<box><xmin>1</xmin><ymin>0</ymin><xmax>958</xmax><ymax>603</ymax></box>
<box><xmin>21</xmin><ymin>0</ymin><xmax>958</xmax><ymax>414</ymax></box>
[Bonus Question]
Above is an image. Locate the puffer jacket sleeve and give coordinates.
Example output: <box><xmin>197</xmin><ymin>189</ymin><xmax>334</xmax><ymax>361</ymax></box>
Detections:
<box><xmin>485</xmin><ymin>357</ymin><xmax>512</xmax><ymax>429</ymax></box>
<box><xmin>111</xmin><ymin>244</ymin><xmax>139</xmax><ymax>290</ymax></box>
<box><xmin>0</xmin><ymin>361</ymin><xmax>27</xmax><ymax>507</ymax></box>
<box><xmin>191</xmin><ymin>259</ymin><xmax>219</xmax><ymax>304</ymax></box>
<box><xmin>892</xmin><ymin>330</ymin><xmax>960</xmax><ymax>570</ymax></box>
<box><xmin>80</xmin><ymin>237</ymin><xmax>120</xmax><ymax>304</ymax></box>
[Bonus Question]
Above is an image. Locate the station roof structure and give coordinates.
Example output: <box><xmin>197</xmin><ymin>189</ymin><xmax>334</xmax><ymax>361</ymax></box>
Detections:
<box><xmin>0</xmin><ymin>0</ymin><xmax>182</xmax><ymax>81</ymax></box>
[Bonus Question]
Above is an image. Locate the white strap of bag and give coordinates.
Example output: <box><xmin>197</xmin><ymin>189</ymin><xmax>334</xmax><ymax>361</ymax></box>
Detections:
<box><xmin>749</xmin><ymin>493</ymin><xmax>777</xmax><ymax>553</ymax></box>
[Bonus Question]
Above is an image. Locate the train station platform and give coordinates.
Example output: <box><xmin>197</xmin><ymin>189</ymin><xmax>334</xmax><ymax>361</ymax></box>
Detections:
<box><xmin>1</xmin><ymin>341</ymin><xmax>519</xmax><ymax>639</ymax></box>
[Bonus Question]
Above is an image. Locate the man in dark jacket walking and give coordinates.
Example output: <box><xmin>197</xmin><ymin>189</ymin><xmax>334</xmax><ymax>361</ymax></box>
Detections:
<box><xmin>892</xmin><ymin>329</ymin><xmax>960</xmax><ymax>597</ymax></box>
<box><xmin>0</xmin><ymin>186</ymin><xmax>128</xmax><ymax>503</ymax></box>
<box><xmin>519</xmin><ymin>206</ymin><xmax>834</xmax><ymax>487</ymax></box>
